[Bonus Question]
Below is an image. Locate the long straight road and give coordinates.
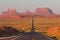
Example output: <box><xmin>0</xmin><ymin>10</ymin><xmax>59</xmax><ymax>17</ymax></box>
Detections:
<box><xmin>0</xmin><ymin>16</ymin><xmax>57</xmax><ymax>40</ymax></box>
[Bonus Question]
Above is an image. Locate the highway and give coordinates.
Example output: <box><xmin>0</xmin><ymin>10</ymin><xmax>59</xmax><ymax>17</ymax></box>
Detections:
<box><xmin>12</xmin><ymin>32</ymin><xmax>54</xmax><ymax>40</ymax></box>
<box><xmin>0</xmin><ymin>16</ymin><xmax>57</xmax><ymax>40</ymax></box>
<box><xmin>0</xmin><ymin>32</ymin><xmax>57</xmax><ymax>40</ymax></box>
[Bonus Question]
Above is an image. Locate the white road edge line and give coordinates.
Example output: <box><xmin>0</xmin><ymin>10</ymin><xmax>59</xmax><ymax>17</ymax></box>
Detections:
<box><xmin>44</xmin><ymin>35</ymin><xmax>54</xmax><ymax>40</ymax></box>
<box><xmin>11</xmin><ymin>35</ymin><xmax>24</xmax><ymax>40</ymax></box>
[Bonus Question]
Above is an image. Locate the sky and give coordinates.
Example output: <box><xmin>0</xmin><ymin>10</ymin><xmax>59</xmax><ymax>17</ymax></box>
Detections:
<box><xmin>0</xmin><ymin>0</ymin><xmax>60</xmax><ymax>14</ymax></box>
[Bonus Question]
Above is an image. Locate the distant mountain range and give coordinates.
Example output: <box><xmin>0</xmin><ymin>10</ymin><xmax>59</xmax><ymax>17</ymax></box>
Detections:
<box><xmin>0</xmin><ymin>8</ymin><xmax>60</xmax><ymax>19</ymax></box>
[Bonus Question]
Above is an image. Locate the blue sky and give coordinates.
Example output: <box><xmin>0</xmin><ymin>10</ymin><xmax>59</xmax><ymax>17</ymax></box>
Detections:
<box><xmin>0</xmin><ymin>0</ymin><xmax>60</xmax><ymax>14</ymax></box>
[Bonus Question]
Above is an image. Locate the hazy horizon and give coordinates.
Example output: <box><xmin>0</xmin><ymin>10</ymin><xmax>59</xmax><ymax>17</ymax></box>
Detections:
<box><xmin>0</xmin><ymin>0</ymin><xmax>60</xmax><ymax>14</ymax></box>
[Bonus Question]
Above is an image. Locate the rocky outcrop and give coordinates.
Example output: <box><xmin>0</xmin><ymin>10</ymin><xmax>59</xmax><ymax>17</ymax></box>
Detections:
<box><xmin>34</xmin><ymin>8</ymin><xmax>54</xmax><ymax>16</ymax></box>
<box><xmin>0</xmin><ymin>9</ymin><xmax>20</xmax><ymax>19</ymax></box>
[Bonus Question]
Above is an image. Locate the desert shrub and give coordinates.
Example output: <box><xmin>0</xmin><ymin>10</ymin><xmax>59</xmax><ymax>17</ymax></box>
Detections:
<box><xmin>0</xmin><ymin>26</ymin><xmax>20</xmax><ymax>37</ymax></box>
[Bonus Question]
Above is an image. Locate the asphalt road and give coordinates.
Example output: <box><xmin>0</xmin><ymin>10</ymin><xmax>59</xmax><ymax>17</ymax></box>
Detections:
<box><xmin>0</xmin><ymin>32</ymin><xmax>57</xmax><ymax>40</ymax></box>
<box><xmin>13</xmin><ymin>32</ymin><xmax>54</xmax><ymax>40</ymax></box>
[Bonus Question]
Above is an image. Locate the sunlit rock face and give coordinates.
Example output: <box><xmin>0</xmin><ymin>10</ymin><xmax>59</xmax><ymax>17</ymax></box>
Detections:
<box><xmin>8</xmin><ymin>8</ymin><xmax>16</xmax><ymax>14</ymax></box>
<box><xmin>2</xmin><ymin>8</ymin><xmax>16</xmax><ymax>16</ymax></box>
<box><xmin>34</xmin><ymin>8</ymin><xmax>57</xmax><ymax>18</ymax></box>
<box><xmin>33</xmin><ymin>8</ymin><xmax>55</xmax><ymax>17</ymax></box>
<box><xmin>0</xmin><ymin>9</ymin><xmax>20</xmax><ymax>19</ymax></box>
